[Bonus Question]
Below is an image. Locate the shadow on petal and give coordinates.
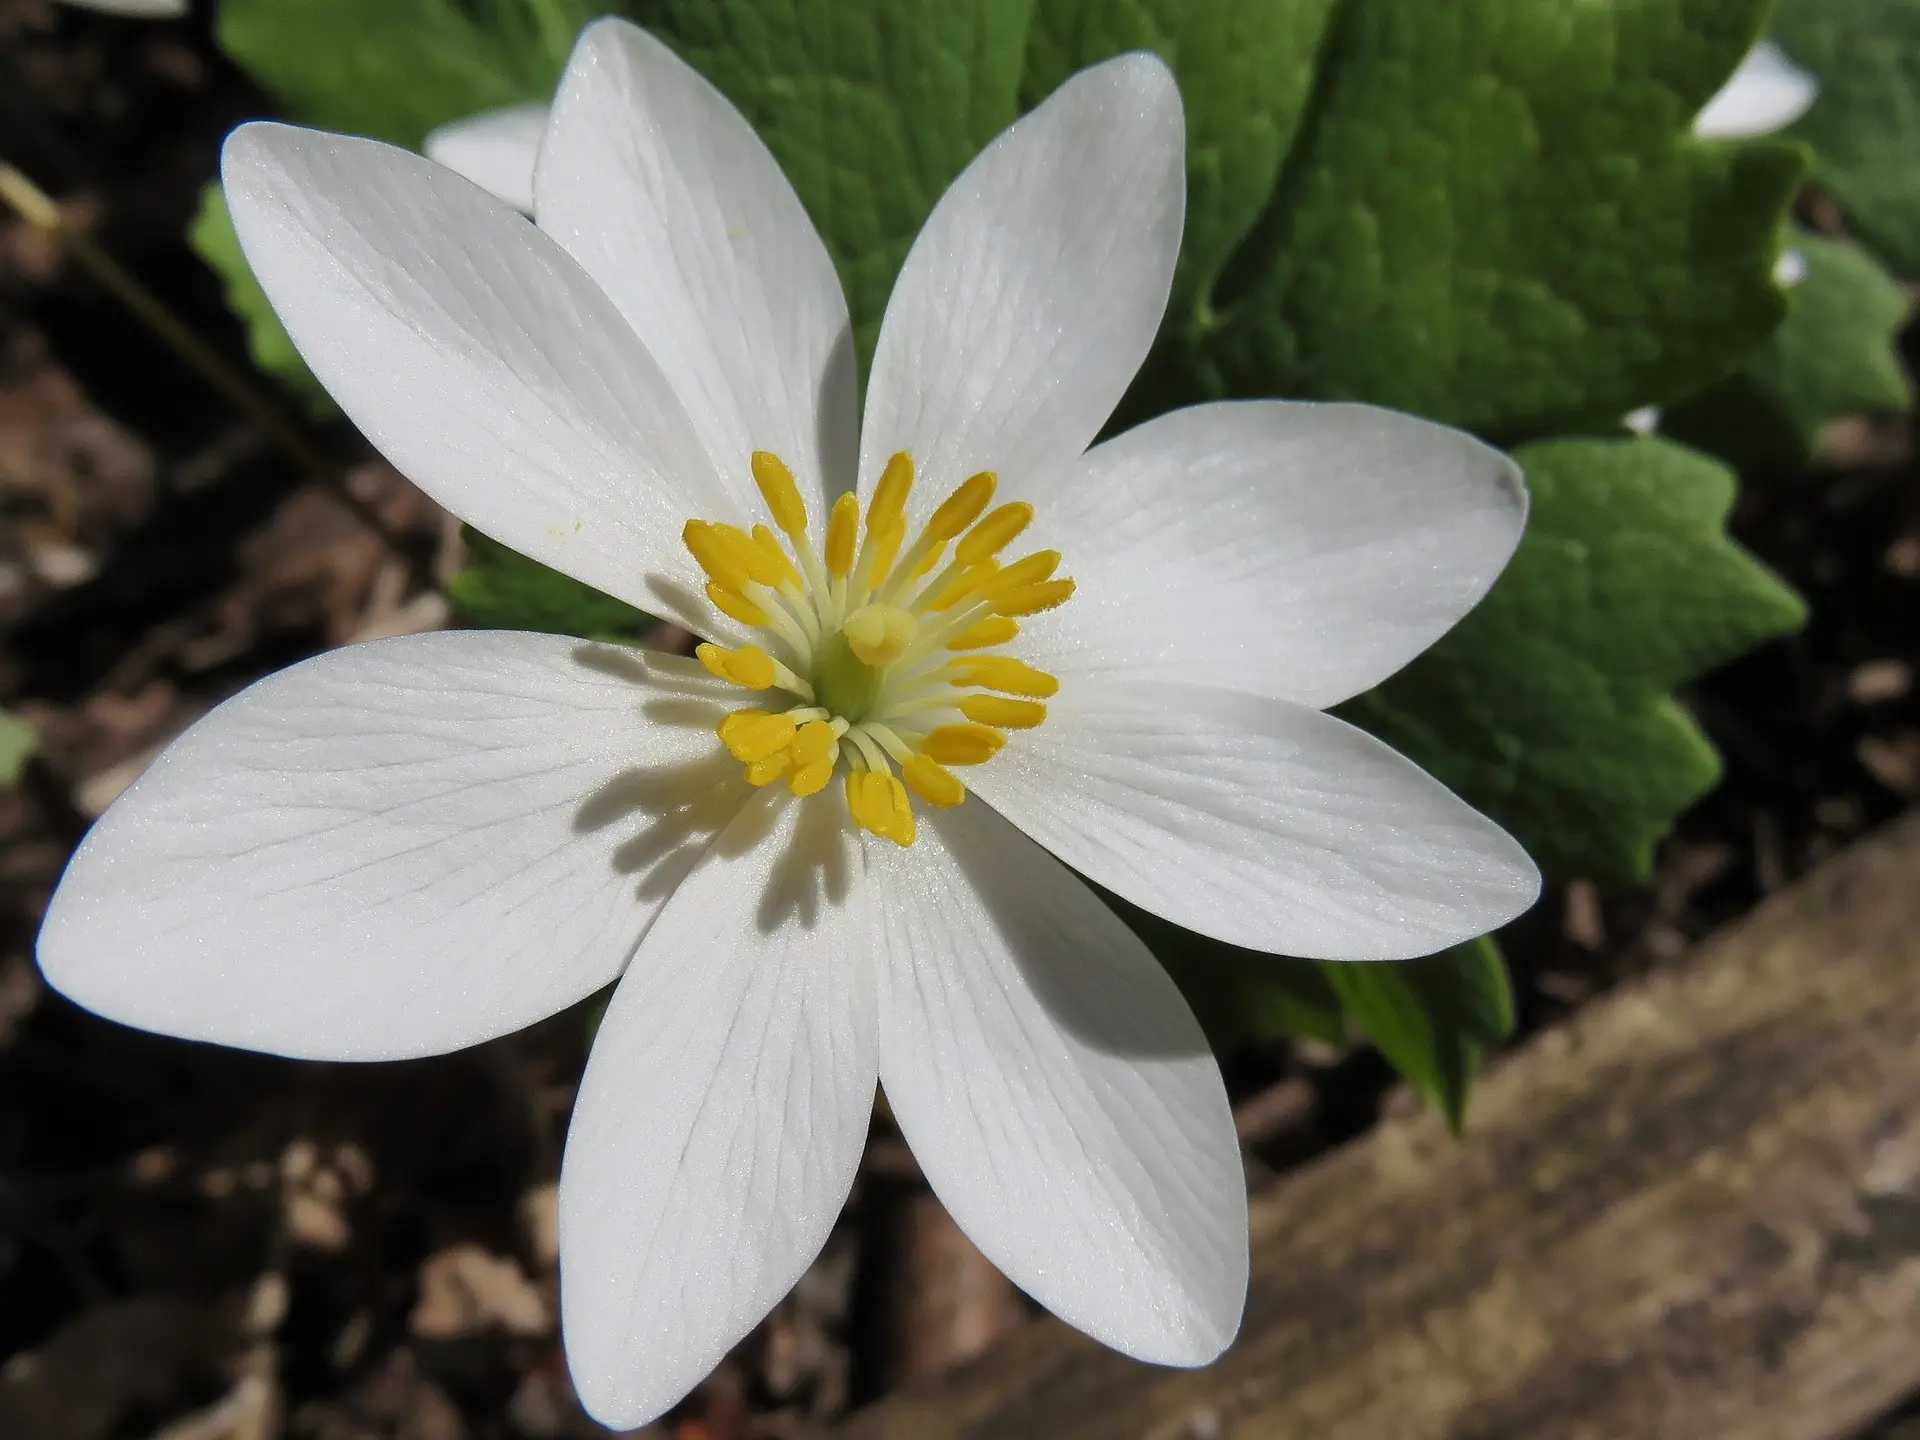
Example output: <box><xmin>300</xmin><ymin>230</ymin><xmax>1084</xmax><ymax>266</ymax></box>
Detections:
<box><xmin>932</xmin><ymin>803</ymin><xmax>1213</xmax><ymax>1063</ymax></box>
<box><xmin>752</xmin><ymin>789</ymin><xmax>855</xmax><ymax>933</ymax></box>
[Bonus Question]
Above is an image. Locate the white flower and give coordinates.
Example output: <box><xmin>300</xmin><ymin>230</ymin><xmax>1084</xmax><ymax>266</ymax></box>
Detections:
<box><xmin>424</xmin><ymin>103</ymin><xmax>548</xmax><ymax>214</ymax></box>
<box><xmin>37</xmin><ymin>19</ymin><xmax>1539</xmax><ymax>1428</ymax></box>
<box><xmin>1694</xmin><ymin>39</ymin><xmax>1818</xmax><ymax>139</ymax></box>
<box><xmin>53</xmin><ymin>0</ymin><xmax>188</xmax><ymax>16</ymax></box>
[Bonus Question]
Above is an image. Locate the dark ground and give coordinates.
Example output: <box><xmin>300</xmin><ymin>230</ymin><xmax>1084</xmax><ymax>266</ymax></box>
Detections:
<box><xmin>2</xmin><ymin>2</ymin><xmax>1918</xmax><ymax>1437</ymax></box>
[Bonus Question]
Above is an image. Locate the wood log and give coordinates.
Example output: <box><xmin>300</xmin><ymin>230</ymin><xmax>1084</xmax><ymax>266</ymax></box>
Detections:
<box><xmin>831</xmin><ymin>812</ymin><xmax>1920</xmax><ymax>1440</ymax></box>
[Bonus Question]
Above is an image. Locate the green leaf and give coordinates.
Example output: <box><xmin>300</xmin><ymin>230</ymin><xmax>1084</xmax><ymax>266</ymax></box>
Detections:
<box><xmin>1020</xmin><ymin>0</ymin><xmax>1343</xmax><ymax>340</ymax></box>
<box><xmin>1776</xmin><ymin>0</ymin><xmax>1920</xmax><ymax>277</ymax></box>
<box><xmin>218</xmin><ymin>0</ymin><xmax>598</xmax><ymax>148</ymax></box>
<box><xmin>1198</xmin><ymin>0</ymin><xmax>1806</xmax><ymax>439</ymax></box>
<box><xmin>1663</xmin><ymin>227</ymin><xmax>1913</xmax><ymax>471</ymax></box>
<box><xmin>1343</xmin><ymin>435</ymin><xmax>1806</xmax><ymax>883</ymax></box>
<box><xmin>0</xmin><ymin>709</ymin><xmax>38</xmax><ymax>788</ymax></box>
<box><xmin>1320</xmin><ymin>938</ymin><xmax>1513</xmax><ymax>1132</ymax></box>
<box><xmin>188</xmin><ymin>183</ymin><xmax>336</xmax><ymax>419</ymax></box>
<box><xmin>446</xmin><ymin>527</ymin><xmax>651</xmax><ymax>638</ymax></box>
<box><xmin>642</xmin><ymin>0</ymin><xmax>1035</xmax><ymax>368</ymax></box>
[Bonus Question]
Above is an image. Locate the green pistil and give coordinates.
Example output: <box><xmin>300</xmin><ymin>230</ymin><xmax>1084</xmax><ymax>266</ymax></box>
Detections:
<box><xmin>811</xmin><ymin>630</ymin><xmax>884</xmax><ymax>723</ymax></box>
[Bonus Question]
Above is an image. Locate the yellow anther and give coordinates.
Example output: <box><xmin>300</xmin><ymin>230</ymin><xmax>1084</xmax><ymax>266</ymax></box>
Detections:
<box><xmin>684</xmin><ymin>519</ymin><xmax>752</xmax><ymax>591</ymax></box>
<box><xmin>710</xmin><ymin>523</ymin><xmax>784</xmax><ymax>588</ymax></box>
<box><xmin>847</xmin><ymin>770</ymin><xmax>916</xmax><ymax>846</ymax></box>
<box><xmin>825</xmin><ymin>492</ymin><xmax>859</xmax><ymax>577</ymax></box>
<box><xmin>869</xmin><ymin>452</ymin><xmax>914</xmax><ymax>534</ymax></box>
<box><xmin>959</xmin><ymin>695</ymin><xmax>1047</xmax><ymax>729</ymax></box>
<box><xmin>865</xmin><ymin>518</ymin><xmax>905</xmax><ymax>588</ymax></box>
<box><xmin>705</xmin><ymin>581</ymin><xmax>769</xmax><ymax>628</ymax></box>
<box><xmin>946</xmin><ymin>616</ymin><xmax>1019</xmax><ymax>650</ymax></box>
<box><xmin>991</xmin><ymin>578</ymin><xmax>1076</xmax><ymax>617</ymax></box>
<box><xmin>843</xmin><ymin>604</ymin><xmax>919</xmax><ymax>667</ymax></box>
<box><xmin>789</xmin><ymin>755</ymin><xmax>835</xmax><ymax>797</ymax></box>
<box><xmin>751</xmin><ymin>525</ymin><xmax>802</xmax><ymax>590</ymax></box>
<box><xmin>947</xmin><ymin>656</ymin><xmax>1058</xmax><ymax>697</ymax></box>
<box><xmin>718</xmin><ymin>709</ymin><xmax>799</xmax><ymax>763</ymax></box>
<box><xmin>745</xmin><ymin>751</ymin><xmax>791</xmax><ymax>787</ymax></box>
<box><xmin>790</xmin><ymin>719</ymin><xmax>838</xmax><ymax>766</ymax></box>
<box><xmin>845</xmin><ymin>770</ymin><xmax>902</xmax><ymax>841</ymax></box>
<box><xmin>955</xmin><ymin>502</ymin><xmax>1033</xmax><ymax>565</ymax></box>
<box><xmin>926</xmin><ymin>471</ymin><xmax>997</xmax><ymax>540</ymax></box>
<box><xmin>751</xmin><ymin>451</ymin><xmax>807</xmax><ymax>535</ymax></box>
<box><xmin>983</xmin><ymin>549</ymin><xmax>1060</xmax><ymax>594</ymax></box>
<box><xmin>695</xmin><ymin>643</ymin><xmax>777</xmax><ymax>689</ymax></box>
<box><xmin>902</xmin><ymin>753</ymin><xmax>966</xmax><ymax>808</ymax></box>
<box><xmin>921</xmin><ymin>723</ymin><xmax>1005</xmax><ymax>766</ymax></box>
<box><xmin>929</xmin><ymin>559</ymin><xmax>998</xmax><ymax>611</ymax></box>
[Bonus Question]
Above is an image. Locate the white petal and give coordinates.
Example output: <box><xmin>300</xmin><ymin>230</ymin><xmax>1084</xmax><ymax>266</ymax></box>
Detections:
<box><xmin>538</xmin><ymin>19</ymin><xmax>856</xmax><ymax>510</ymax></box>
<box><xmin>222</xmin><ymin>123</ymin><xmax>724</xmax><ymax>633</ymax></box>
<box><xmin>1774</xmin><ymin>246</ymin><xmax>1809</xmax><ymax>287</ymax></box>
<box><xmin>1624</xmin><ymin>405</ymin><xmax>1663</xmax><ymax>435</ymax></box>
<box><xmin>561</xmin><ymin>790</ymin><xmax>876</xmax><ymax>1429</ymax></box>
<box><xmin>424</xmin><ymin>103</ymin><xmax>549</xmax><ymax>214</ymax></box>
<box><xmin>37</xmin><ymin>633</ymin><xmax>753</xmax><ymax>1060</ymax></box>
<box><xmin>970</xmin><ymin>681</ymin><xmax>1541</xmax><ymax>961</ymax></box>
<box><xmin>873</xmin><ymin>802</ymin><xmax>1246</xmax><ymax>1366</ymax></box>
<box><xmin>1017</xmin><ymin>401</ymin><xmax>1527</xmax><ymax>709</ymax></box>
<box><xmin>1694</xmin><ymin>40</ymin><xmax>1818</xmax><ymax>139</ymax></box>
<box><xmin>56</xmin><ymin>0</ymin><xmax>187</xmax><ymax>16</ymax></box>
<box><xmin>859</xmin><ymin>53</ymin><xmax>1184</xmax><ymax>516</ymax></box>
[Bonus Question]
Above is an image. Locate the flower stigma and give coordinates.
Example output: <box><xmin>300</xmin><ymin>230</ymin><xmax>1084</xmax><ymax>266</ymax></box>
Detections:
<box><xmin>687</xmin><ymin>451</ymin><xmax>1074</xmax><ymax>847</ymax></box>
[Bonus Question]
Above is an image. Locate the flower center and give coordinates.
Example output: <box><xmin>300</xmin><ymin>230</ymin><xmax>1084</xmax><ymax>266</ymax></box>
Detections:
<box><xmin>683</xmin><ymin>450</ymin><xmax>1075</xmax><ymax>847</ymax></box>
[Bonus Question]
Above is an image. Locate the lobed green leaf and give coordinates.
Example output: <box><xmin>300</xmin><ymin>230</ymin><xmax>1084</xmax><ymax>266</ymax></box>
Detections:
<box><xmin>1776</xmin><ymin>0</ymin><xmax>1920</xmax><ymax>277</ymax></box>
<box><xmin>1663</xmin><ymin>227</ymin><xmax>1913</xmax><ymax>471</ymax></box>
<box><xmin>1321</xmin><ymin>937</ymin><xmax>1514</xmax><ymax>1133</ymax></box>
<box><xmin>1344</xmin><ymin>435</ymin><xmax>1807</xmax><ymax>884</ymax></box>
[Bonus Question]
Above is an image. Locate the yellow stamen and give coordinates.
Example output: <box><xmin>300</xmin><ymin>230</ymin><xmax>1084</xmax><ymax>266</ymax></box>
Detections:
<box><xmin>991</xmin><ymin>578</ymin><xmax>1076</xmax><ymax>617</ymax></box>
<box><xmin>863</xmin><ymin>518</ymin><xmax>905</xmax><ymax>590</ymax></box>
<box><xmin>929</xmin><ymin>558</ymin><xmax>999</xmax><ymax>611</ymax></box>
<box><xmin>844</xmin><ymin>604</ymin><xmax>919</xmax><ymax>667</ymax></box>
<box><xmin>846</xmin><ymin>769</ymin><xmax>916</xmax><ymax>846</ymax></box>
<box><xmin>902</xmin><ymin>754</ymin><xmax>965</xmax><ymax>807</ymax></box>
<box><xmin>981</xmin><ymin>549</ymin><xmax>1060</xmax><ymax>595</ymax></box>
<box><xmin>955</xmin><ymin>502</ymin><xmax>1033</xmax><ymax>565</ymax></box>
<box><xmin>705</xmin><ymin>581</ymin><xmax>769</xmax><ymax>628</ymax></box>
<box><xmin>946</xmin><ymin>616</ymin><xmax>1019</xmax><ymax>650</ymax></box>
<box><xmin>825</xmin><ymin>493</ymin><xmax>859</xmax><ymax>577</ymax></box>
<box><xmin>710</xmin><ymin>523</ymin><xmax>784</xmax><ymax>588</ymax></box>
<box><xmin>947</xmin><ymin>656</ymin><xmax>1058</xmax><ymax>697</ymax></box>
<box><xmin>696</xmin><ymin>643</ymin><xmax>777</xmax><ymax>690</ymax></box>
<box><xmin>790</xmin><ymin>755</ymin><xmax>835</xmax><ymax>797</ymax></box>
<box><xmin>869</xmin><ymin>451</ymin><xmax>914</xmax><ymax>535</ymax></box>
<box><xmin>921</xmin><ymin>723</ymin><xmax>1005</xmax><ymax>766</ymax></box>
<box><xmin>791</xmin><ymin>719</ymin><xmax>839</xmax><ymax>765</ymax></box>
<box><xmin>959</xmin><ymin>695</ymin><xmax>1047</xmax><ymax>729</ymax></box>
<box><xmin>718</xmin><ymin>709</ymin><xmax>798</xmax><ymax>762</ymax></box>
<box><xmin>751</xmin><ymin>450</ymin><xmax>807</xmax><ymax>535</ymax></box>
<box><xmin>751</xmin><ymin>525</ymin><xmax>802</xmax><ymax>590</ymax></box>
<box><xmin>787</xmin><ymin>720</ymin><xmax>839</xmax><ymax>797</ymax></box>
<box><xmin>925</xmin><ymin>471</ymin><xmax>996</xmax><ymax>540</ymax></box>
<box><xmin>684</xmin><ymin>519</ymin><xmax>752</xmax><ymax>592</ymax></box>
<box><xmin>745</xmin><ymin>751</ymin><xmax>791</xmax><ymax>787</ymax></box>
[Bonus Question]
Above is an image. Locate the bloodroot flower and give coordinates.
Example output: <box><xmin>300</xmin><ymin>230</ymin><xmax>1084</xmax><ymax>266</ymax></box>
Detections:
<box><xmin>39</xmin><ymin>18</ymin><xmax>1539</xmax><ymax>1427</ymax></box>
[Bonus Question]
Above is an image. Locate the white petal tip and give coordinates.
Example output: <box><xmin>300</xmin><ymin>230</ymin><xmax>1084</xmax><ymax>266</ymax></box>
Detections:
<box><xmin>1693</xmin><ymin>40</ymin><xmax>1818</xmax><ymax>138</ymax></box>
<box><xmin>424</xmin><ymin>103</ymin><xmax>548</xmax><ymax>214</ymax></box>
